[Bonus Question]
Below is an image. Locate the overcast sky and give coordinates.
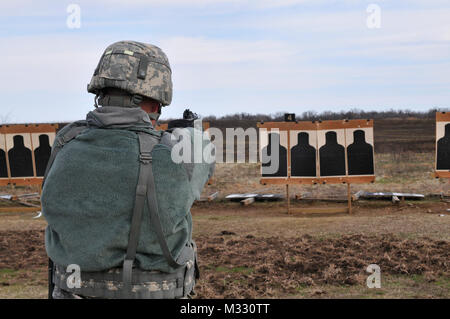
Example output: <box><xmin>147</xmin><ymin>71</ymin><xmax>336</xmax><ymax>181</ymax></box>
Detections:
<box><xmin>1</xmin><ymin>0</ymin><xmax>449</xmax><ymax>123</ymax></box>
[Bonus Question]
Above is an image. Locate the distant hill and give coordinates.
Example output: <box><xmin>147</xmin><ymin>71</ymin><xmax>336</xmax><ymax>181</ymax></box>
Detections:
<box><xmin>161</xmin><ymin>109</ymin><xmax>446</xmax><ymax>153</ymax></box>
<box><xmin>2</xmin><ymin>108</ymin><xmax>445</xmax><ymax>154</ymax></box>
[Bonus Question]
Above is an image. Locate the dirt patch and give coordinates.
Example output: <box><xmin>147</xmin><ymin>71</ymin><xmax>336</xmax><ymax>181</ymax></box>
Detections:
<box><xmin>0</xmin><ymin>230</ymin><xmax>47</xmax><ymax>270</ymax></box>
<box><xmin>194</xmin><ymin>233</ymin><xmax>450</xmax><ymax>298</ymax></box>
<box><xmin>0</xmin><ymin>230</ymin><xmax>448</xmax><ymax>298</ymax></box>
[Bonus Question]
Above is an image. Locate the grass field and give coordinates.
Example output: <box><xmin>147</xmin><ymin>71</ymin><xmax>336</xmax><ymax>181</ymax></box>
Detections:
<box><xmin>0</xmin><ymin>200</ymin><xmax>449</xmax><ymax>299</ymax></box>
<box><xmin>203</xmin><ymin>151</ymin><xmax>448</xmax><ymax>197</ymax></box>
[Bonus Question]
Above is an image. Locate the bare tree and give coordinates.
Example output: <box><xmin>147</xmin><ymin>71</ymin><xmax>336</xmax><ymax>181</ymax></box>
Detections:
<box><xmin>0</xmin><ymin>111</ymin><xmax>13</xmax><ymax>125</ymax></box>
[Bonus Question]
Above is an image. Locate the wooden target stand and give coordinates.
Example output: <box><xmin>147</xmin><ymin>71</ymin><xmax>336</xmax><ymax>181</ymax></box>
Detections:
<box><xmin>155</xmin><ymin>121</ymin><xmax>210</xmax><ymax>131</ymax></box>
<box><xmin>0</xmin><ymin>124</ymin><xmax>58</xmax><ymax>213</ymax></box>
<box><xmin>0</xmin><ymin>121</ymin><xmax>214</xmax><ymax>213</ymax></box>
<box><xmin>434</xmin><ymin>172</ymin><xmax>450</xmax><ymax>201</ymax></box>
<box><xmin>434</xmin><ymin>112</ymin><xmax>450</xmax><ymax>200</ymax></box>
<box><xmin>258</xmin><ymin>120</ymin><xmax>375</xmax><ymax>215</ymax></box>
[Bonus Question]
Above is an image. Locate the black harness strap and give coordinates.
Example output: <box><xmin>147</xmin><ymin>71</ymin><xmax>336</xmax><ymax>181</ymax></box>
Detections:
<box><xmin>48</xmin><ymin>258</ymin><xmax>54</xmax><ymax>299</ymax></box>
<box><xmin>122</xmin><ymin>132</ymin><xmax>185</xmax><ymax>296</ymax></box>
<box><xmin>144</xmin><ymin>138</ymin><xmax>185</xmax><ymax>270</ymax></box>
<box><xmin>122</xmin><ymin>132</ymin><xmax>158</xmax><ymax>295</ymax></box>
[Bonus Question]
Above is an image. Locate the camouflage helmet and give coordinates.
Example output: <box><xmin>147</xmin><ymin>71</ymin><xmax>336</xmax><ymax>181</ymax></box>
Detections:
<box><xmin>87</xmin><ymin>41</ymin><xmax>172</xmax><ymax>106</ymax></box>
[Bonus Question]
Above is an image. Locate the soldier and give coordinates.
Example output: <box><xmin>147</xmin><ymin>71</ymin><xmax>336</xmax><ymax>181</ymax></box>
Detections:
<box><xmin>42</xmin><ymin>41</ymin><xmax>215</xmax><ymax>299</ymax></box>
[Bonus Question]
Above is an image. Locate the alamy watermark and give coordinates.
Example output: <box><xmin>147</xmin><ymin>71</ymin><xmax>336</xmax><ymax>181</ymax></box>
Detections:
<box><xmin>366</xmin><ymin>264</ymin><xmax>381</xmax><ymax>288</ymax></box>
<box><xmin>169</xmin><ymin>119</ymin><xmax>281</xmax><ymax>174</ymax></box>
<box><xmin>366</xmin><ymin>4</ymin><xmax>381</xmax><ymax>29</ymax></box>
<box><xmin>66</xmin><ymin>4</ymin><xmax>81</xmax><ymax>29</ymax></box>
<box><xmin>66</xmin><ymin>264</ymin><xmax>81</xmax><ymax>288</ymax></box>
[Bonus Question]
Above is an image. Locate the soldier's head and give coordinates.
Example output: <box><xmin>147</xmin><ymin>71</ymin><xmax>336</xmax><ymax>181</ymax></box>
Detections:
<box><xmin>87</xmin><ymin>41</ymin><xmax>172</xmax><ymax>125</ymax></box>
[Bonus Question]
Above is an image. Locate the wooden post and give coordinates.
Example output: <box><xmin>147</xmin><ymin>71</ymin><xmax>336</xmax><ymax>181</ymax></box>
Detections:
<box><xmin>446</xmin><ymin>178</ymin><xmax>450</xmax><ymax>199</ymax></box>
<box><xmin>39</xmin><ymin>183</ymin><xmax>43</xmax><ymax>212</ymax></box>
<box><xmin>344</xmin><ymin>124</ymin><xmax>351</xmax><ymax>214</ymax></box>
<box><xmin>3</xmin><ymin>133</ymin><xmax>12</xmax><ymax>180</ymax></box>
<box><xmin>287</xmin><ymin>128</ymin><xmax>291</xmax><ymax>215</ymax></box>
<box><xmin>29</xmin><ymin>133</ymin><xmax>37</xmax><ymax>178</ymax></box>
<box><xmin>347</xmin><ymin>183</ymin><xmax>352</xmax><ymax>214</ymax></box>
<box><xmin>286</xmin><ymin>184</ymin><xmax>290</xmax><ymax>214</ymax></box>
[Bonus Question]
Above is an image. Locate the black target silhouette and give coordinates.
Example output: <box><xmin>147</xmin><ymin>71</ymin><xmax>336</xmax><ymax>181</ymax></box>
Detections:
<box><xmin>262</xmin><ymin>133</ymin><xmax>287</xmax><ymax>177</ymax></box>
<box><xmin>319</xmin><ymin>131</ymin><xmax>346</xmax><ymax>176</ymax></box>
<box><xmin>8</xmin><ymin>135</ymin><xmax>33</xmax><ymax>177</ymax></box>
<box><xmin>291</xmin><ymin>132</ymin><xmax>317</xmax><ymax>177</ymax></box>
<box><xmin>347</xmin><ymin>130</ymin><xmax>374</xmax><ymax>175</ymax></box>
<box><xmin>0</xmin><ymin>148</ymin><xmax>7</xmax><ymax>178</ymax></box>
<box><xmin>34</xmin><ymin>134</ymin><xmax>52</xmax><ymax>176</ymax></box>
<box><xmin>437</xmin><ymin>123</ymin><xmax>450</xmax><ymax>170</ymax></box>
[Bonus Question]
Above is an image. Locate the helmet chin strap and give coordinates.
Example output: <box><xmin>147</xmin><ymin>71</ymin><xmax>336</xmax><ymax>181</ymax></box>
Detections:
<box><xmin>94</xmin><ymin>94</ymin><xmax>100</xmax><ymax>108</ymax></box>
<box><xmin>98</xmin><ymin>92</ymin><xmax>143</xmax><ymax>108</ymax></box>
<box><xmin>96</xmin><ymin>89</ymin><xmax>162</xmax><ymax>123</ymax></box>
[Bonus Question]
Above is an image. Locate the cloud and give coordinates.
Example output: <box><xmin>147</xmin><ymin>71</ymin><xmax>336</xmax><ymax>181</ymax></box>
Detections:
<box><xmin>82</xmin><ymin>0</ymin><xmax>330</xmax><ymax>9</ymax></box>
<box><xmin>0</xmin><ymin>0</ymin><xmax>324</xmax><ymax>17</ymax></box>
<box><xmin>0</xmin><ymin>35</ymin><xmax>105</xmax><ymax>92</ymax></box>
<box><xmin>160</xmin><ymin>37</ymin><xmax>297</xmax><ymax>64</ymax></box>
<box><xmin>2</xmin><ymin>0</ymin><xmax>450</xmax><ymax>18</ymax></box>
<box><xmin>0</xmin><ymin>0</ymin><xmax>449</xmax><ymax>123</ymax></box>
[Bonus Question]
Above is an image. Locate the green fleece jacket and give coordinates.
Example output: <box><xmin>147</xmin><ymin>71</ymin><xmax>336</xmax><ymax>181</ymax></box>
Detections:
<box><xmin>42</xmin><ymin>107</ymin><xmax>214</xmax><ymax>273</ymax></box>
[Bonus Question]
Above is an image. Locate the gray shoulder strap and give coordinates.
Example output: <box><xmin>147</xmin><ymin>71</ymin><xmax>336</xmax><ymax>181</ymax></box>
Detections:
<box><xmin>145</xmin><ymin>142</ymin><xmax>185</xmax><ymax>269</ymax></box>
<box><xmin>122</xmin><ymin>132</ymin><xmax>184</xmax><ymax>296</ymax></box>
<box><xmin>42</xmin><ymin>123</ymin><xmax>88</xmax><ymax>187</ymax></box>
<box><xmin>122</xmin><ymin>133</ymin><xmax>158</xmax><ymax>293</ymax></box>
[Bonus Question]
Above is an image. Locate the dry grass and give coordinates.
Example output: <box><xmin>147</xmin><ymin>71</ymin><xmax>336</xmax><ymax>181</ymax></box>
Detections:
<box><xmin>192</xmin><ymin>201</ymin><xmax>450</xmax><ymax>241</ymax></box>
<box><xmin>202</xmin><ymin>151</ymin><xmax>448</xmax><ymax>198</ymax></box>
